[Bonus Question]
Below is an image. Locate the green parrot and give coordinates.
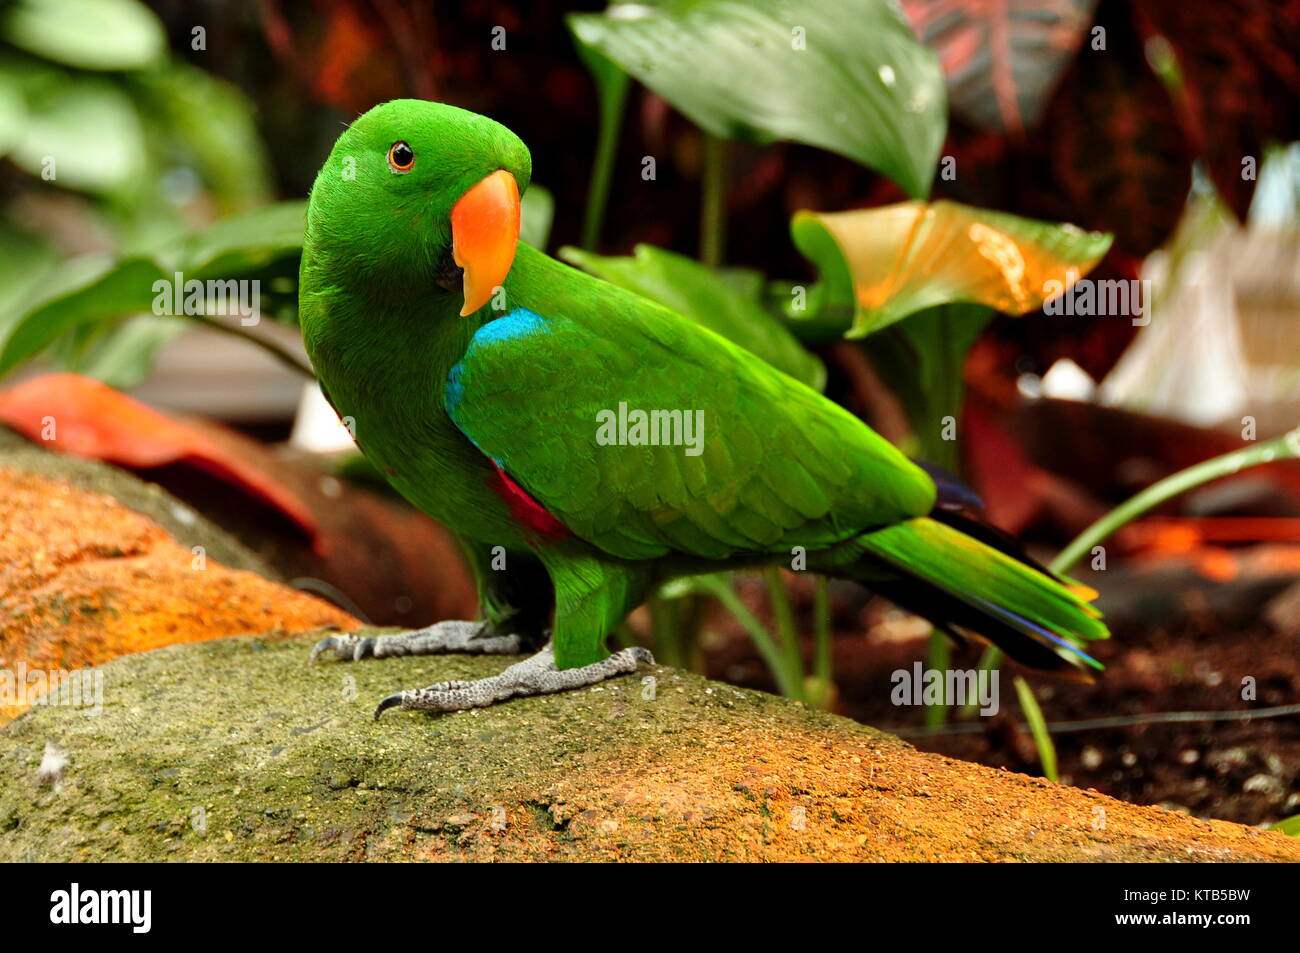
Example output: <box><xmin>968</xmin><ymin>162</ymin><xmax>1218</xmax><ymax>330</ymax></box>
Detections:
<box><xmin>300</xmin><ymin>99</ymin><xmax>1107</xmax><ymax>718</ymax></box>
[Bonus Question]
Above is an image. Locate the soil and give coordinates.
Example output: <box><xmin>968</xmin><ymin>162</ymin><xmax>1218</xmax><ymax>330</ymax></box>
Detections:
<box><xmin>703</xmin><ymin>572</ymin><xmax>1300</xmax><ymax>829</ymax></box>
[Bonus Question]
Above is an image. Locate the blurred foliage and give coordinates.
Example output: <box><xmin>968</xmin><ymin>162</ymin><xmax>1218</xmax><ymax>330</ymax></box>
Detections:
<box><xmin>0</xmin><ymin>0</ymin><xmax>279</xmax><ymax>387</ymax></box>
<box><xmin>0</xmin><ymin>203</ymin><xmax>306</xmax><ymax>379</ymax></box>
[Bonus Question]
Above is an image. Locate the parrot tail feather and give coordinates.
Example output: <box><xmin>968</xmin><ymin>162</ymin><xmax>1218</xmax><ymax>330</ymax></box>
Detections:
<box><xmin>853</xmin><ymin>517</ymin><xmax>1107</xmax><ymax>674</ymax></box>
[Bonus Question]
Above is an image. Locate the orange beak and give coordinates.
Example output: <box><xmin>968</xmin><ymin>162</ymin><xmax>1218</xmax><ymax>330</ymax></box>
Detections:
<box><xmin>451</xmin><ymin>170</ymin><xmax>521</xmax><ymax>316</ymax></box>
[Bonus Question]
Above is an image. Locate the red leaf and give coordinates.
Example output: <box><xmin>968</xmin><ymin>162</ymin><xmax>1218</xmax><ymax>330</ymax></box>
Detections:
<box><xmin>903</xmin><ymin>0</ymin><xmax>1100</xmax><ymax>136</ymax></box>
<box><xmin>0</xmin><ymin>374</ymin><xmax>321</xmax><ymax>549</ymax></box>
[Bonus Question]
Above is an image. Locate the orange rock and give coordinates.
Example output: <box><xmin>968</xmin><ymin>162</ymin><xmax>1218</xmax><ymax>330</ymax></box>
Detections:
<box><xmin>0</xmin><ymin>468</ymin><xmax>358</xmax><ymax>721</ymax></box>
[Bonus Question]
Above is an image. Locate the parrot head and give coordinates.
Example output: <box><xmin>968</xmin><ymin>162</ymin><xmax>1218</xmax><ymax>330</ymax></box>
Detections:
<box><xmin>307</xmin><ymin>99</ymin><xmax>532</xmax><ymax>315</ymax></box>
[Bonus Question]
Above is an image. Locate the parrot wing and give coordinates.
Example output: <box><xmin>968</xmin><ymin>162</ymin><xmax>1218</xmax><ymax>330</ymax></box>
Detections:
<box><xmin>445</xmin><ymin>286</ymin><xmax>934</xmax><ymax>562</ymax></box>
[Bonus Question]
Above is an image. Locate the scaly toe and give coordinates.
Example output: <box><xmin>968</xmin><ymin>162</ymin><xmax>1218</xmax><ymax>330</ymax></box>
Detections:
<box><xmin>373</xmin><ymin>692</ymin><xmax>406</xmax><ymax>720</ymax></box>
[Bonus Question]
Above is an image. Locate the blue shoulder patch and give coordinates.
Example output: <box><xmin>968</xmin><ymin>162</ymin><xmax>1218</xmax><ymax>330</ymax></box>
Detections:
<box><xmin>469</xmin><ymin>307</ymin><xmax>549</xmax><ymax>348</ymax></box>
<box><xmin>446</xmin><ymin>308</ymin><xmax>549</xmax><ymax>417</ymax></box>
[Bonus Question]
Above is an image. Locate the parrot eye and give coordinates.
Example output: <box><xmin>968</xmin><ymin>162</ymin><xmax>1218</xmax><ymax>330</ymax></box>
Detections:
<box><xmin>387</xmin><ymin>141</ymin><xmax>415</xmax><ymax>173</ymax></box>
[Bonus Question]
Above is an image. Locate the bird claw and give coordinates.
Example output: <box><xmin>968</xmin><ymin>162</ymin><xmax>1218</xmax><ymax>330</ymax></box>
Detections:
<box><xmin>373</xmin><ymin>692</ymin><xmax>406</xmax><ymax>720</ymax></box>
<box><xmin>310</xmin><ymin>633</ymin><xmax>372</xmax><ymax>664</ymax></box>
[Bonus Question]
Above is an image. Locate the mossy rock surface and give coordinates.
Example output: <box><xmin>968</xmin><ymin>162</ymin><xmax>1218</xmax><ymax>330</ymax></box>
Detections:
<box><xmin>4</xmin><ymin>632</ymin><xmax>1299</xmax><ymax>862</ymax></box>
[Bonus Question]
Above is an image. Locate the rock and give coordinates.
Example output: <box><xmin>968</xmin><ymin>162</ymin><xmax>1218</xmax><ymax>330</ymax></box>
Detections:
<box><xmin>0</xmin><ymin>427</ymin><xmax>268</xmax><ymax>574</ymax></box>
<box><xmin>0</xmin><ymin>444</ymin><xmax>359</xmax><ymax>722</ymax></box>
<box><xmin>2</xmin><ymin>633</ymin><xmax>1297</xmax><ymax>862</ymax></box>
<box><xmin>1</xmin><ymin>405</ymin><xmax>478</xmax><ymax>629</ymax></box>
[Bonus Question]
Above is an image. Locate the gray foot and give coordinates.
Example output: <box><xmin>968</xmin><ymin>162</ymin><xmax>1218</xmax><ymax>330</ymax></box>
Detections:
<box><xmin>374</xmin><ymin>644</ymin><xmax>654</xmax><ymax>718</ymax></box>
<box><xmin>310</xmin><ymin>620</ymin><xmax>522</xmax><ymax>663</ymax></box>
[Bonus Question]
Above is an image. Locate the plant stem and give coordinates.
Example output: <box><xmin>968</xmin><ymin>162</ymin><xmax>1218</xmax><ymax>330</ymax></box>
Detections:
<box><xmin>811</xmin><ymin>575</ymin><xmax>833</xmax><ymax>708</ymax></box>
<box><xmin>648</xmin><ymin>596</ymin><xmax>683</xmax><ymax>669</ymax></box>
<box><xmin>187</xmin><ymin>312</ymin><xmax>315</xmax><ymax>378</ymax></box>
<box><xmin>1014</xmin><ymin>675</ymin><xmax>1058</xmax><ymax>781</ymax></box>
<box><xmin>698</xmin><ymin>576</ymin><xmax>803</xmax><ymax>700</ymax></box>
<box><xmin>961</xmin><ymin>644</ymin><xmax>1002</xmax><ymax>718</ymax></box>
<box><xmin>1051</xmin><ymin>428</ymin><xmax>1300</xmax><ymax>576</ymax></box>
<box><xmin>764</xmin><ymin>567</ymin><xmax>802</xmax><ymax>683</ymax></box>
<box><xmin>579</xmin><ymin>68</ymin><xmax>629</xmax><ymax>251</ymax></box>
<box><xmin>923</xmin><ymin>629</ymin><xmax>950</xmax><ymax>728</ymax></box>
<box><xmin>699</xmin><ymin>131</ymin><xmax>727</xmax><ymax>268</ymax></box>
<box><xmin>975</xmin><ymin>428</ymin><xmax>1300</xmax><ymax>708</ymax></box>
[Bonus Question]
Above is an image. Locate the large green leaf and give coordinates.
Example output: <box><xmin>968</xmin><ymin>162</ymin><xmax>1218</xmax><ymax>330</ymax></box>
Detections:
<box><xmin>792</xmin><ymin>200</ymin><xmax>1112</xmax><ymax>337</ymax></box>
<box><xmin>0</xmin><ymin>222</ymin><xmax>59</xmax><ymax>332</ymax></box>
<box><xmin>0</xmin><ymin>0</ymin><xmax>165</xmax><ymax>71</ymax></box>
<box><xmin>561</xmin><ymin>243</ymin><xmax>825</xmax><ymax>390</ymax></box>
<box><xmin>568</xmin><ymin>0</ymin><xmax>946</xmax><ymax>197</ymax></box>
<box><xmin>176</xmin><ymin>201</ymin><xmax>307</xmax><ymax>277</ymax></box>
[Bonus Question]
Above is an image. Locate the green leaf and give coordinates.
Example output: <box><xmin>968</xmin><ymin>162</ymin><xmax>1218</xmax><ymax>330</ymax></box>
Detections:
<box><xmin>568</xmin><ymin>0</ymin><xmax>946</xmax><ymax>197</ymax></box>
<box><xmin>561</xmin><ymin>243</ymin><xmax>825</xmax><ymax>390</ymax></box>
<box><xmin>0</xmin><ymin>255</ymin><xmax>165</xmax><ymax>378</ymax></box>
<box><xmin>177</xmin><ymin>201</ymin><xmax>307</xmax><ymax>277</ymax></box>
<box><xmin>792</xmin><ymin>200</ymin><xmax>1113</xmax><ymax>337</ymax></box>
<box><xmin>0</xmin><ymin>222</ymin><xmax>60</xmax><ymax>331</ymax></box>
<box><xmin>0</xmin><ymin>0</ymin><xmax>165</xmax><ymax>71</ymax></box>
<box><xmin>9</xmin><ymin>74</ymin><xmax>146</xmax><ymax>195</ymax></box>
<box><xmin>64</xmin><ymin>313</ymin><xmax>187</xmax><ymax>388</ymax></box>
<box><xmin>764</xmin><ymin>278</ymin><xmax>855</xmax><ymax>345</ymax></box>
<box><xmin>9</xmin><ymin>75</ymin><xmax>147</xmax><ymax>194</ymax></box>
<box><xmin>862</xmin><ymin>302</ymin><xmax>994</xmax><ymax>469</ymax></box>
<box><xmin>127</xmin><ymin>61</ymin><xmax>273</xmax><ymax>213</ymax></box>
<box><xmin>1014</xmin><ymin>676</ymin><xmax>1059</xmax><ymax>782</ymax></box>
<box><xmin>0</xmin><ymin>202</ymin><xmax>309</xmax><ymax>380</ymax></box>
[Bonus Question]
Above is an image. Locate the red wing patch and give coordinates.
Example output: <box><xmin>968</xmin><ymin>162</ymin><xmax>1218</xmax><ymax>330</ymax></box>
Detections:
<box><xmin>488</xmin><ymin>461</ymin><xmax>570</xmax><ymax>541</ymax></box>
